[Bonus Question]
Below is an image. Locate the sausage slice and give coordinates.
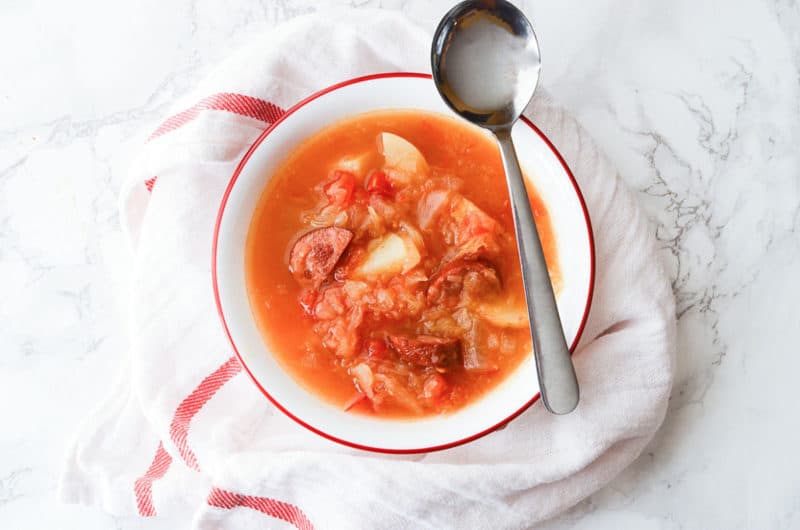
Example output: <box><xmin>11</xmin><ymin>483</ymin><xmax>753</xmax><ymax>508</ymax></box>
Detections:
<box><xmin>387</xmin><ymin>335</ymin><xmax>460</xmax><ymax>369</ymax></box>
<box><xmin>289</xmin><ymin>227</ymin><xmax>353</xmax><ymax>287</ymax></box>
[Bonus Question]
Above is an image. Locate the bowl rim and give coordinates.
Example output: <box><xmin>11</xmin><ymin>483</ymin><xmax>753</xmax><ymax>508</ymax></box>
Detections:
<box><xmin>212</xmin><ymin>72</ymin><xmax>596</xmax><ymax>454</ymax></box>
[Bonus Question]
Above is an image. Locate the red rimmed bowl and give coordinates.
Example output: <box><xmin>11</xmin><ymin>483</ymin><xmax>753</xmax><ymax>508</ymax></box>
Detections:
<box><xmin>213</xmin><ymin>73</ymin><xmax>594</xmax><ymax>453</ymax></box>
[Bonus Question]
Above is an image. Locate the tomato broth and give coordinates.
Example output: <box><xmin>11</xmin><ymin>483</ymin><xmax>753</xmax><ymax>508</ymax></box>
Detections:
<box><xmin>246</xmin><ymin>110</ymin><xmax>560</xmax><ymax>418</ymax></box>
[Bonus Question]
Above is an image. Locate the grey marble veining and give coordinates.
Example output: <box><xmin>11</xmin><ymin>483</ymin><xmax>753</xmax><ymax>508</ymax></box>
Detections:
<box><xmin>1</xmin><ymin>0</ymin><xmax>798</xmax><ymax>528</ymax></box>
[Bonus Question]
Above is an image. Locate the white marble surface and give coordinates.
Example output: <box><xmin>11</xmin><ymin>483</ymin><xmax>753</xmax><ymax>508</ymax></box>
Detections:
<box><xmin>1</xmin><ymin>0</ymin><xmax>799</xmax><ymax>528</ymax></box>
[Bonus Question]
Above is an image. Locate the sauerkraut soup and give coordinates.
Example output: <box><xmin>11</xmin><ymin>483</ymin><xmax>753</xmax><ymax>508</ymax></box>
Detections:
<box><xmin>246</xmin><ymin>110</ymin><xmax>559</xmax><ymax>418</ymax></box>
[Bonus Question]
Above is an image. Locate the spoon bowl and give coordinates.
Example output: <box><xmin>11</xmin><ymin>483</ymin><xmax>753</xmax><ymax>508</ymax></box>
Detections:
<box><xmin>432</xmin><ymin>0</ymin><xmax>580</xmax><ymax>414</ymax></box>
<box><xmin>431</xmin><ymin>0</ymin><xmax>541</xmax><ymax>129</ymax></box>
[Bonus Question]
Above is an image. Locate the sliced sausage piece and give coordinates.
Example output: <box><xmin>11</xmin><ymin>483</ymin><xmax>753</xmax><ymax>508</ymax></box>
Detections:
<box><xmin>289</xmin><ymin>227</ymin><xmax>353</xmax><ymax>287</ymax></box>
<box><xmin>387</xmin><ymin>335</ymin><xmax>460</xmax><ymax>369</ymax></box>
<box><xmin>427</xmin><ymin>259</ymin><xmax>501</xmax><ymax>307</ymax></box>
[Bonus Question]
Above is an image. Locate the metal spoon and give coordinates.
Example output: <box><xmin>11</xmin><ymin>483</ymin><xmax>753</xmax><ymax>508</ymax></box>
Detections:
<box><xmin>431</xmin><ymin>0</ymin><xmax>579</xmax><ymax>414</ymax></box>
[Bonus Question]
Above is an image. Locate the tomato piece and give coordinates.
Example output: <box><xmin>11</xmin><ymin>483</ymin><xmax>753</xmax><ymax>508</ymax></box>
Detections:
<box><xmin>365</xmin><ymin>170</ymin><xmax>394</xmax><ymax>198</ymax></box>
<box><xmin>324</xmin><ymin>170</ymin><xmax>356</xmax><ymax>206</ymax></box>
<box><xmin>352</xmin><ymin>186</ymin><xmax>369</xmax><ymax>205</ymax></box>
<box><xmin>365</xmin><ymin>338</ymin><xmax>388</xmax><ymax>360</ymax></box>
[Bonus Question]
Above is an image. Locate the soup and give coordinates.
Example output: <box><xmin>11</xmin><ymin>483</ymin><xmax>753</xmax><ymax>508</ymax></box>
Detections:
<box><xmin>246</xmin><ymin>110</ymin><xmax>559</xmax><ymax>418</ymax></box>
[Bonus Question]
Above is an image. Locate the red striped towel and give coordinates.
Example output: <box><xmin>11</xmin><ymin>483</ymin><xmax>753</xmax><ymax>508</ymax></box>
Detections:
<box><xmin>58</xmin><ymin>9</ymin><xmax>675</xmax><ymax>529</ymax></box>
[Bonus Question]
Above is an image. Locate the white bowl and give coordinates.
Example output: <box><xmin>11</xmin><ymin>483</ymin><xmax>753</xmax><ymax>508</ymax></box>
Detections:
<box><xmin>213</xmin><ymin>73</ymin><xmax>594</xmax><ymax>453</ymax></box>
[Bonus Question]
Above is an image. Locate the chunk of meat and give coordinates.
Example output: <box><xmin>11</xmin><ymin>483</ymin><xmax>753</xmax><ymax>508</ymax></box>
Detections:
<box><xmin>387</xmin><ymin>335</ymin><xmax>460</xmax><ymax>369</ymax></box>
<box><xmin>427</xmin><ymin>259</ymin><xmax>501</xmax><ymax>307</ymax></box>
<box><xmin>450</xmin><ymin>195</ymin><xmax>502</xmax><ymax>259</ymax></box>
<box><xmin>419</xmin><ymin>191</ymin><xmax>503</xmax><ymax>259</ymax></box>
<box><xmin>454</xmin><ymin>196</ymin><xmax>497</xmax><ymax>236</ymax></box>
<box><xmin>289</xmin><ymin>227</ymin><xmax>353</xmax><ymax>287</ymax></box>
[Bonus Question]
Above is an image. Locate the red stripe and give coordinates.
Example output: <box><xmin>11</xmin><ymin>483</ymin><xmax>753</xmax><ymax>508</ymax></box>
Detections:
<box><xmin>169</xmin><ymin>356</ymin><xmax>242</xmax><ymax>470</ymax></box>
<box><xmin>132</xmin><ymin>95</ymin><xmax>307</xmax><ymax>521</ymax></box>
<box><xmin>208</xmin><ymin>487</ymin><xmax>315</xmax><ymax>530</ymax></box>
<box><xmin>132</xmin><ymin>356</ymin><xmax>313</xmax><ymax>524</ymax></box>
<box><xmin>147</xmin><ymin>93</ymin><xmax>286</xmax><ymax>141</ymax></box>
<box><xmin>134</xmin><ymin>442</ymin><xmax>173</xmax><ymax>517</ymax></box>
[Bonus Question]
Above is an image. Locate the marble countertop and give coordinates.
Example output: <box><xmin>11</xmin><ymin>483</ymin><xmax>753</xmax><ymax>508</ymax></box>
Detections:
<box><xmin>2</xmin><ymin>0</ymin><xmax>799</xmax><ymax>528</ymax></box>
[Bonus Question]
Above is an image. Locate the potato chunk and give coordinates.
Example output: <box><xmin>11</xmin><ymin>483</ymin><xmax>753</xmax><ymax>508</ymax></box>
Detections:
<box><xmin>476</xmin><ymin>301</ymin><xmax>530</xmax><ymax>329</ymax></box>
<box><xmin>332</xmin><ymin>150</ymin><xmax>382</xmax><ymax>179</ymax></box>
<box><xmin>353</xmin><ymin>232</ymin><xmax>421</xmax><ymax>278</ymax></box>
<box><xmin>377</xmin><ymin>132</ymin><xmax>429</xmax><ymax>183</ymax></box>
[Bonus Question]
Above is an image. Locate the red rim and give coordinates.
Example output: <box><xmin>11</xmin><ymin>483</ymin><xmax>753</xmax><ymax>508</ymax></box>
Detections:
<box><xmin>212</xmin><ymin>72</ymin><xmax>596</xmax><ymax>454</ymax></box>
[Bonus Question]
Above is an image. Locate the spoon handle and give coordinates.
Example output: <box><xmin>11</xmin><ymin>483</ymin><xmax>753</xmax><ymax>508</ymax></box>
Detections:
<box><xmin>494</xmin><ymin>129</ymin><xmax>579</xmax><ymax>414</ymax></box>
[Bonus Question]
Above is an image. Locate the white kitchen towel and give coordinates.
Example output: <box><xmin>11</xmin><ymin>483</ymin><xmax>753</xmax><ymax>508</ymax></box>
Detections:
<box><xmin>59</xmin><ymin>9</ymin><xmax>676</xmax><ymax>529</ymax></box>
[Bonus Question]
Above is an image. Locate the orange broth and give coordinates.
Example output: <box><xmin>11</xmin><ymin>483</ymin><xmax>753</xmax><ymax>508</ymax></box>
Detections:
<box><xmin>246</xmin><ymin>110</ymin><xmax>559</xmax><ymax>418</ymax></box>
